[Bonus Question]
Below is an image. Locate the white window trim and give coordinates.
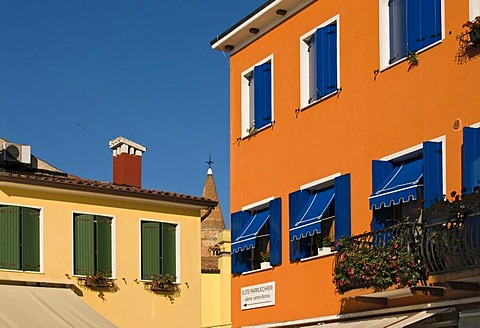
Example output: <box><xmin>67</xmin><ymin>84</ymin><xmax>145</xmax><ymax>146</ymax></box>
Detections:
<box><xmin>241</xmin><ymin>196</ymin><xmax>275</xmax><ymax>212</ymax></box>
<box><xmin>71</xmin><ymin>211</ymin><xmax>117</xmax><ymax>279</ymax></box>
<box><xmin>471</xmin><ymin>122</ymin><xmax>480</xmax><ymax>128</ymax></box>
<box><xmin>379</xmin><ymin>136</ymin><xmax>446</xmax><ymax>197</ymax></box>
<box><xmin>379</xmin><ymin>0</ymin><xmax>445</xmax><ymax>70</ymax></box>
<box><xmin>301</xmin><ymin>172</ymin><xmax>341</xmax><ymax>191</ymax></box>
<box><xmin>0</xmin><ymin>203</ymin><xmax>44</xmax><ymax>274</ymax></box>
<box><xmin>299</xmin><ymin>15</ymin><xmax>340</xmax><ymax>109</ymax></box>
<box><xmin>138</xmin><ymin>218</ymin><xmax>180</xmax><ymax>283</ymax></box>
<box><xmin>470</xmin><ymin>0</ymin><xmax>480</xmax><ymax>21</ymax></box>
<box><xmin>241</xmin><ymin>54</ymin><xmax>274</xmax><ymax>138</ymax></box>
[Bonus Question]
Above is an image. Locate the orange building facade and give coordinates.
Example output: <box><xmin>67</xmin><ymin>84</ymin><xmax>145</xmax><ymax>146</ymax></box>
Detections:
<box><xmin>213</xmin><ymin>0</ymin><xmax>480</xmax><ymax>327</ymax></box>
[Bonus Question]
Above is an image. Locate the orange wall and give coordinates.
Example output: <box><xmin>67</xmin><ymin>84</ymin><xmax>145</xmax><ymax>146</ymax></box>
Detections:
<box><xmin>228</xmin><ymin>0</ymin><xmax>480</xmax><ymax>326</ymax></box>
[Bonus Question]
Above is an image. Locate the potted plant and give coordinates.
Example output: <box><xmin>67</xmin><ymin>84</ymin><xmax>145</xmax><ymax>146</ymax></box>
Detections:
<box><xmin>424</xmin><ymin>187</ymin><xmax>480</xmax><ymax>223</ymax></box>
<box><xmin>150</xmin><ymin>274</ymin><xmax>177</xmax><ymax>292</ymax></box>
<box><xmin>463</xmin><ymin>16</ymin><xmax>480</xmax><ymax>45</ymax></box>
<box><xmin>84</xmin><ymin>272</ymin><xmax>113</xmax><ymax>288</ymax></box>
<box><xmin>260</xmin><ymin>251</ymin><xmax>270</xmax><ymax>269</ymax></box>
<box><xmin>316</xmin><ymin>236</ymin><xmax>333</xmax><ymax>255</ymax></box>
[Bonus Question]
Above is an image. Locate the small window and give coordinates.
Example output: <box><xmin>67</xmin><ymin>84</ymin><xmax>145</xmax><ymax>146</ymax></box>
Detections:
<box><xmin>380</xmin><ymin>0</ymin><xmax>442</xmax><ymax>67</ymax></box>
<box><xmin>74</xmin><ymin>214</ymin><xmax>113</xmax><ymax>277</ymax></box>
<box><xmin>241</xmin><ymin>57</ymin><xmax>273</xmax><ymax>137</ymax></box>
<box><xmin>470</xmin><ymin>0</ymin><xmax>480</xmax><ymax>21</ymax></box>
<box><xmin>463</xmin><ymin>127</ymin><xmax>480</xmax><ymax>193</ymax></box>
<box><xmin>300</xmin><ymin>18</ymin><xmax>339</xmax><ymax>108</ymax></box>
<box><xmin>0</xmin><ymin>205</ymin><xmax>40</xmax><ymax>272</ymax></box>
<box><xmin>231</xmin><ymin>198</ymin><xmax>281</xmax><ymax>274</ymax></box>
<box><xmin>141</xmin><ymin>221</ymin><xmax>177</xmax><ymax>281</ymax></box>
<box><xmin>289</xmin><ymin>174</ymin><xmax>351</xmax><ymax>261</ymax></box>
<box><xmin>370</xmin><ymin>141</ymin><xmax>443</xmax><ymax>229</ymax></box>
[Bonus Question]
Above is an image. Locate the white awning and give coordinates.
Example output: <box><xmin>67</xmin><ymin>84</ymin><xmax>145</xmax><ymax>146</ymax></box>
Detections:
<box><xmin>0</xmin><ymin>284</ymin><xmax>117</xmax><ymax>327</ymax></box>
<box><xmin>316</xmin><ymin>309</ymin><xmax>447</xmax><ymax>328</ymax></box>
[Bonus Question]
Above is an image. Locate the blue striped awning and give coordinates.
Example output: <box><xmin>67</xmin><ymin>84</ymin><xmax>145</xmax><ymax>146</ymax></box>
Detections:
<box><xmin>232</xmin><ymin>208</ymin><xmax>270</xmax><ymax>253</ymax></box>
<box><xmin>290</xmin><ymin>187</ymin><xmax>335</xmax><ymax>241</ymax></box>
<box><xmin>370</xmin><ymin>158</ymin><xmax>423</xmax><ymax>209</ymax></box>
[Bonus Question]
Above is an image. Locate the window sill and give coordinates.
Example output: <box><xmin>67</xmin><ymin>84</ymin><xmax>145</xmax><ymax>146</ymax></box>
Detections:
<box><xmin>299</xmin><ymin>90</ymin><xmax>339</xmax><ymax>112</ymax></box>
<box><xmin>0</xmin><ymin>268</ymin><xmax>43</xmax><ymax>274</ymax></box>
<box><xmin>241</xmin><ymin>122</ymin><xmax>273</xmax><ymax>140</ymax></box>
<box><xmin>300</xmin><ymin>251</ymin><xmax>337</xmax><ymax>262</ymax></box>
<box><xmin>241</xmin><ymin>264</ymin><xmax>273</xmax><ymax>275</ymax></box>
<box><xmin>380</xmin><ymin>39</ymin><xmax>442</xmax><ymax>72</ymax></box>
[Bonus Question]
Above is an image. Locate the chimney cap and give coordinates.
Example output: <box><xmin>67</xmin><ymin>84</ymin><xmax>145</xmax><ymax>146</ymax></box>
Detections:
<box><xmin>109</xmin><ymin>136</ymin><xmax>146</xmax><ymax>152</ymax></box>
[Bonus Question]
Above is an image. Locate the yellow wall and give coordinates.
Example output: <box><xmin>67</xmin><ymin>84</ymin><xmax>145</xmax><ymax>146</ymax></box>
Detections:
<box><xmin>0</xmin><ymin>183</ymin><xmax>203</xmax><ymax>327</ymax></box>
<box><xmin>201</xmin><ymin>230</ymin><xmax>232</xmax><ymax>328</ymax></box>
<box><xmin>226</xmin><ymin>0</ymin><xmax>480</xmax><ymax>326</ymax></box>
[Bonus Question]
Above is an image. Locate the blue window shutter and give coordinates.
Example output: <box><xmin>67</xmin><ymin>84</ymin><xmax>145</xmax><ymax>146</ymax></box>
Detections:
<box><xmin>334</xmin><ymin>174</ymin><xmax>351</xmax><ymax>240</ymax></box>
<box><xmin>315</xmin><ymin>24</ymin><xmax>337</xmax><ymax>99</ymax></box>
<box><xmin>406</xmin><ymin>0</ymin><xmax>422</xmax><ymax>52</ymax></box>
<box><xmin>231</xmin><ymin>211</ymin><xmax>246</xmax><ymax>274</ymax></box>
<box><xmin>269</xmin><ymin>198</ymin><xmax>282</xmax><ymax>266</ymax></box>
<box><xmin>253</xmin><ymin>62</ymin><xmax>272</xmax><ymax>129</ymax></box>
<box><xmin>389</xmin><ymin>0</ymin><xmax>407</xmax><ymax>63</ymax></box>
<box><xmin>308</xmin><ymin>34</ymin><xmax>317</xmax><ymax>103</ymax></box>
<box><xmin>372</xmin><ymin>160</ymin><xmax>394</xmax><ymax>193</ymax></box>
<box><xmin>423</xmin><ymin>141</ymin><xmax>443</xmax><ymax>208</ymax></box>
<box><xmin>463</xmin><ymin>127</ymin><xmax>480</xmax><ymax>193</ymax></box>
<box><xmin>289</xmin><ymin>190</ymin><xmax>309</xmax><ymax>261</ymax></box>
<box><xmin>420</xmin><ymin>0</ymin><xmax>441</xmax><ymax>48</ymax></box>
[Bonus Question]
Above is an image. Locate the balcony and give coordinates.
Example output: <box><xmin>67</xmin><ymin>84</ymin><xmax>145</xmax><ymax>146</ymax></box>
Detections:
<box><xmin>422</xmin><ymin>213</ymin><xmax>480</xmax><ymax>275</ymax></box>
<box><xmin>333</xmin><ymin>222</ymin><xmax>426</xmax><ymax>295</ymax></box>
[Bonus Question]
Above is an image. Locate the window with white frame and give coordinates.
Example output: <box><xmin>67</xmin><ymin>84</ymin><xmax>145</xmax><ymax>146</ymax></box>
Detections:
<box><xmin>241</xmin><ymin>56</ymin><xmax>273</xmax><ymax>137</ymax></box>
<box><xmin>140</xmin><ymin>220</ymin><xmax>177</xmax><ymax>281</ymax></box>
<box><xmin>289</xmin><ymin>174</ymin><xmax>351</xmax><ymax>261</ymax></box>
<box><xmin>369</xmin><ymin>141</ymin><xmax>443</xmax><ymax>229</ymax></box>
<box><xmin>470</xmin><ymin>0</ymin><xmax>480</xmax><ymax>21</ymax></box>
<box><xmin>0</xmin><ymin>205</ymin><xmax>40</xmax><ymax>272</ymax></box>
<box><xmin>231</xmin><ymin>198</ymin><xmax>282</xmax><ymax>273</ymax></box>
<box><xmin>380</xmin><ymin>0</ymin><xmax>443</xmax><ymax>68</ymax></box>
<box><xmin>300</xmin><ymin>17</ymin><xmax>339</xmax><ymax>108</ymax></box>
<box><xmin>73</xmin><ymin>213</ymin><xmax>113</xmax><ymax>277</ymax></box>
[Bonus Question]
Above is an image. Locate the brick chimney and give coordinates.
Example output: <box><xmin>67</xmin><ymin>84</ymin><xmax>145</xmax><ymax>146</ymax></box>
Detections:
<box><xmin>108</xmin><ymin>136</ymin><xmax>146</xmax><ymax>188</ymax></box>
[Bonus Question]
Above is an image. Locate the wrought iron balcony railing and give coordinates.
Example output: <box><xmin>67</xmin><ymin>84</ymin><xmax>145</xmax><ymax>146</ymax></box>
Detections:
<box><xmin>422</xmin><ymin>213</ymin><xmax>480</xmax><ymax>275</ymax></box>
<box><xmin>333</xmin><ymin>222</ymin><xmax>426</xmax><ymax>295</ymax></box>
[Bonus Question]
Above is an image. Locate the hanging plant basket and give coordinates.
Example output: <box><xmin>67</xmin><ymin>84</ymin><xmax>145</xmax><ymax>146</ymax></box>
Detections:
<box><xmin>470</xmin><ymin>28</ymin><xmax>480</xmax><ymax>44</ymax></box>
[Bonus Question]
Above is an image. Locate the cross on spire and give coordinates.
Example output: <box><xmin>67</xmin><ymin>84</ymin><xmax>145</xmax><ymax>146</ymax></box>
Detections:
<box><xmin>206</xmin><ymin>155</ymin><xmax>214</xmax><ymax>169</ymax></box>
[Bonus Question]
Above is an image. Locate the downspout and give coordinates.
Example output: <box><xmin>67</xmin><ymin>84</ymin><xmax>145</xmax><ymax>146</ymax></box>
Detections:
<box><xmin>200</xmin><ymin>206</ymin><xmax>214</xmax><ymax>222</ymax></box>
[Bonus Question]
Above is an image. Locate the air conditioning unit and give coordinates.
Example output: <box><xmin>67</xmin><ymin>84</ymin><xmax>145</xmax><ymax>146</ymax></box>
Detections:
<box><xmin>2</xmin><ymin>142</ymin><xmax>31</xmax><ymax>164</ymax></box>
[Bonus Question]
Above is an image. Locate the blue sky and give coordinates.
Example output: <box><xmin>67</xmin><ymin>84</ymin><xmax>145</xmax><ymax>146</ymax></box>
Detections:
<box><xmin>0</xmin><ymin>1</ymin><xmax>265</xmax><ymax>226</ymax></box>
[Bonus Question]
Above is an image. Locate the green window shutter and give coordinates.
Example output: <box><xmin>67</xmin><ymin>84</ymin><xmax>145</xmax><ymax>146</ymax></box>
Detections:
<box><xmin>161</xmin><ymin>223</ymin><xmax>176</xmax><ymax>278</ymax></box>
<box><xmin>141</xmin><ymin>221</ymin><xmax>161</xmax><ymax>280</ymax></box>
<box><xmin>96</xmin><ymin>216</ymin><xmax>112</xmax><ymax>277</ymax></box>
<box><xmin>21</xmin><ymin>207</ymin><xmax>40</xmax><ymax>272</ymax></box>
<box><xmin>0</xmin><ymin>206</ymin><xmax>21</xmax><ymax>270</ymax></box>
<box><xmin>74</xmin><ymin>214</ymin><xmax>95</xmax><ymax>276</ymax></box>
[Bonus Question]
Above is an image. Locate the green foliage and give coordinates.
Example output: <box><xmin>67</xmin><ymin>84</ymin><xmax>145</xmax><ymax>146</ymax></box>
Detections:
<box><xmin>333</xmin><ymin>227</ymin><xmax>424</xmax><ymax>294</ymax></box>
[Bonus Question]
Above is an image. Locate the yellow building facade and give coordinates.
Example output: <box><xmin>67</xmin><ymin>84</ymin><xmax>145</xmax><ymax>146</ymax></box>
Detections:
<box><xmin>0</xmin><ymin>136</ymin><xmax>217</xmax><ymax>327</ymax></box>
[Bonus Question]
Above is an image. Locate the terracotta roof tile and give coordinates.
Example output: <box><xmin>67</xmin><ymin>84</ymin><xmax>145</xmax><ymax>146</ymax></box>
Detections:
<box><xmin>0</xmin><ymin>168</ymin><xmax>217</xmax><ymax>208</ymax></box>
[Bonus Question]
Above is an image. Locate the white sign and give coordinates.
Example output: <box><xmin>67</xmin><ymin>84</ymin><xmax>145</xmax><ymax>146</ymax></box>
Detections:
<box><xmin>241</xmin><ymin>281</ymin><xmax>275</xmax><ymax>310</ymax></box>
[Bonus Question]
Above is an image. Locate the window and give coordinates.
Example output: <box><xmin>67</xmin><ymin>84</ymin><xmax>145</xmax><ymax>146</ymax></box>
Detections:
<box><xmin>289</xmin><ymin>174</ymin><xmax>351</xmax><ymax>261</ymax></box>
<box><xmin>463</xmin><ymin>127</ymin><xmax>480</xmax><ymax>193</ymax></box>
<box><xmin>380</xmin><ymin>0</ymin><xmax>442</xmax><ymax>67</ymax></box>
<box><xmin>0</xmin><ymin>205</ymin><xmax>40</xmax><ymax>272</ymax></box>
<box><xmin>470</xmin><ymin>0</ymin><xmax>480</xmax><ymax>21</ymax></box>
<box><xmin>141</xmin><ymin>221</ymin><xmax>177</xmax><ymax>281</ymax></box>
<box><xmin>370</xmin><ymin>141</ymin><xmax>443</xmax><ymax>229</ymax></box>
<box><xmin>241</xmin><ymin>56</ymin><xmax>273</xmax><ymax>137</ymax></box>
<box><xmin>231</xmin><ymin>198</ymin><xmax>281</xmax><ymax>273</ymax></box>
<box><xmin>300</xmin><ymin>17</ymin><xmax>339</xmax><ymax>108</ymax></box>
<box><xmin>74</xmin><ymin>214</ymin><xmax>112</xmax><ymax>276</ymax></box>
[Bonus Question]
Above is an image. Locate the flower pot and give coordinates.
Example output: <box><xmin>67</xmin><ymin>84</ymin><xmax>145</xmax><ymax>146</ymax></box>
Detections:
<box><xmin>85</xmin><ymin>277</ymin><xmax>112</xmax><ymax>288</ymax></box>
<box><xmin>260</xmin><ymin>262</ymin><xmax>270</xmax><ymax>269</ymax></box>
<box><xmin>151</xmin><ymin>284</ymin><xmax>176</xmax><ymax>292</ymax></box>
<box><xmin>318</xmin><ymin>247</ymin><xmax>332</xmax><ymax>255</ymax></box>
<box><xmin>470</xmin><ymin>28</ymin><xmax>480</xmax><ymax>44</ymax></box>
